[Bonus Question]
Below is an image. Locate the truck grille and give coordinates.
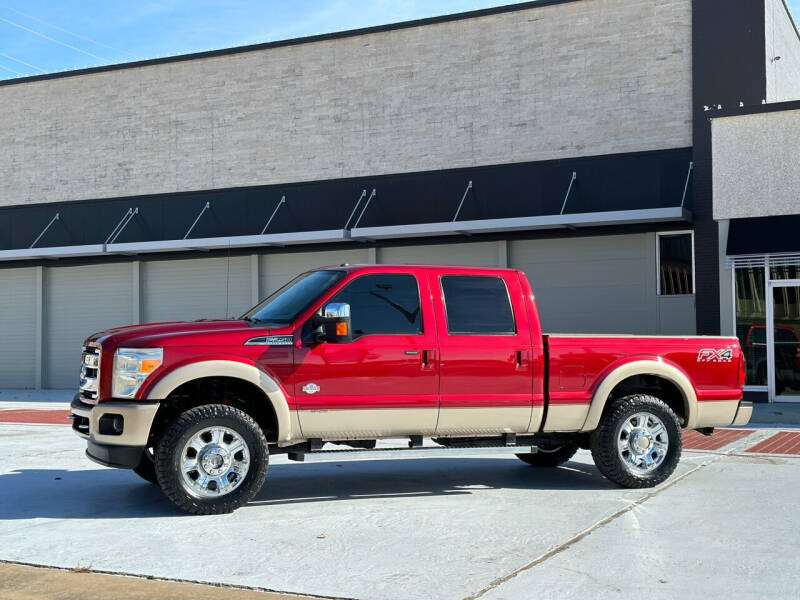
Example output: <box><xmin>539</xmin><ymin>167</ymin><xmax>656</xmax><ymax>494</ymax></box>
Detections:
<box><xmin>79</xmin><ymin>344</ymin><xmax>101</xmax><ymax>404</ymax></box>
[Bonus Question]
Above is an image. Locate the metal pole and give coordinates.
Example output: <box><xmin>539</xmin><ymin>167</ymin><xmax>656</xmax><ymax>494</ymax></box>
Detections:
<box><xmin>261</xmin><ymin>196</ymin><xmax>286</xmax><ymax>235</ymax></box>
<box><xmin>105</xmin><ymin>207</ymin><xmax>139</xmax><ymax>245</ymax></box>
<box><xmin>680</xmin><ymin>161</ymin><xmax>694</xmax><ymax>208</ymax></box>
<box><xmin>184</xmin><ymin>202</ymin><xmax>210</xmax><ymax>239</ymax></box>
<box><xmin>30</xmin><ymin>213</ymin><xmax>60</xmax><ymax>248</ymax></box>
<box><xmin>344</xmin><ymin>190</ymin><xmax>367</xmax><ymax>229</ymax></box>
<box><xmin>452</xmin><ymin>180</ymin><xmax>473</xmax><ymax>222</ymax></box>
<box><xmin>560</xmin><ymin>172</ymin><xmax>577</xmax><ymax>215</ymax></box>
<box><xmin>352</xmin><ymin>189</ymin><xmax>376</xmax><ymax>230</ymax></box>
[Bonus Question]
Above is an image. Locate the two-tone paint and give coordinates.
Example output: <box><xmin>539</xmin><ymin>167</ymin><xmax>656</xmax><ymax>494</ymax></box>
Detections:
<box><xmin>73</xmin><ymin>264</ymin><xmax>749</xmax><ymax>460</ymax></box>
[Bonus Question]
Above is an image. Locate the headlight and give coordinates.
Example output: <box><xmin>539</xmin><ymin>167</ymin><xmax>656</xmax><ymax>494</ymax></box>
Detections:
<box><xmin>113</xmin><ymin>347</ymin><xmax>163</xmax><ymax>399</ymax></box>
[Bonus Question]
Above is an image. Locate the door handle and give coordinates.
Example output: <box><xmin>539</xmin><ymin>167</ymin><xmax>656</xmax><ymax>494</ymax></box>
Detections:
<box><xmin>515</xmin><ymin>349</ymin><xmax>530</xmax><ymax>369</ymax></box>
<box><xmin>422</xmin><ymin>349</ymin><xmax>436</xmax><ymax>369</ymax></box>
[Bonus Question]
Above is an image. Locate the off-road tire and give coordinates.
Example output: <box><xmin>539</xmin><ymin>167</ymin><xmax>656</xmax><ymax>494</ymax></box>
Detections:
<box><xmin>516</xmin><ymin>443</ymin><xmax>579</xmax><ymax>467</ymax></box>
<box><xmin>155</xmin><ymin>404</ymin><xmax>268</xmax><ymax>515</ymax></box>
<box><xmin>590</xmin><ymin>394</ymin><xmax>681</xmax><ymax>488</ymax></box>
<box><xmin>132</xmin><ymin>447</ymin><xmax>158</xmax><ymax>484</ymax></box>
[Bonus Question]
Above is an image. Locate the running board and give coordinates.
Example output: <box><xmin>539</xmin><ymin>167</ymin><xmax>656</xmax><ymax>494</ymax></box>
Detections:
<box><xmin>276</xmin><ymin>441</ymin><xmax>537</xmax><ymax>463</ymax></box>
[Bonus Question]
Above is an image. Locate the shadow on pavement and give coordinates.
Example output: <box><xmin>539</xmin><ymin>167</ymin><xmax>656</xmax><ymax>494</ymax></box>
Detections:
<box><xmin>0</xmin><ymin>456</ymin><xmax>613</xmax><ymax>520</ymax></box>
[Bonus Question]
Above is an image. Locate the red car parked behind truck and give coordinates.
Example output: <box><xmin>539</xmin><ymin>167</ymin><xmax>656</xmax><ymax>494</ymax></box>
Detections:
<box><xmin>71</xmin><ymin>264</ymin><xmax>751</xmax><ymax>514</ymax></box>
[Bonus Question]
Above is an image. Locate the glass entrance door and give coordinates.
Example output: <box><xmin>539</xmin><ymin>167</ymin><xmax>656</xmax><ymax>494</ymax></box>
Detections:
<box><xmin>769</xmin><ymin>281</ymin><xmax>800</xmax><ymax>402</ymax></box>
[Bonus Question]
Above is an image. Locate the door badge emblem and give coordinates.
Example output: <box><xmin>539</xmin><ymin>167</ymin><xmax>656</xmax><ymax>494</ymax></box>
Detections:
<box><xmin>302</xmin><ymin>383</ymin><xmax>321</xmax><ymax>395</ymax></box>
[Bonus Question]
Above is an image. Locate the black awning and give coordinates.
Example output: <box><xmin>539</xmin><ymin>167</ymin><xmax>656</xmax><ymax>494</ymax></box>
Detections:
<box><xmin>0</xmin><ymin>147</ymin><xmax>692</xmax><ymax>255</ymax></box>
<box><xmin>727</xmin><ymin>214</ymin><xmax>800</xmax><ymax>256</ymax></box>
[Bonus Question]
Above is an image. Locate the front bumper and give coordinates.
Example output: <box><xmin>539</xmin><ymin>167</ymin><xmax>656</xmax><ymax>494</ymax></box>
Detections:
<box><xmin>71</xmin><ymin>395</ymin><xmax>159</xmax><ymax>469</ymax></box>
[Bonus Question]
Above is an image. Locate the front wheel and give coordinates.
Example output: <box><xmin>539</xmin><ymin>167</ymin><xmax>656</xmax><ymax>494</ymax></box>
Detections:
<box><xmin>155</xmin><ymin>404</ymin><xmax>269</xmax><ymax>514</ymax></box>
<box><xmin>516</xmin><ymin>443</ymin><xmax>579</xmax><ymax>467</ymax></box>
<box><xmin>590</xmin><ymin>394</ymin><xmax>681</xmax><ymax>488</ymax></box>
<box><xmin>132</xmin><ymin>447</ymin><xmax>158</xmax><ymax>484</ymax></box>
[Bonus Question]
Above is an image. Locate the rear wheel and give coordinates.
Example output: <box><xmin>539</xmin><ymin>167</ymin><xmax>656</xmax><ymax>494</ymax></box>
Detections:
<box><xmin>516</xmin><ymin>443</ymin><xmax>578</xmax><ymax>467</ymax></box>
<box><xmin>155</xmin><ymin>404</ymin><xmax>268</xmax><ymax>514</ymax></box>
<box><xmin>590</xmin><ymin>394</ymin><xmax>681</xmax><ymax>488</ymax></box>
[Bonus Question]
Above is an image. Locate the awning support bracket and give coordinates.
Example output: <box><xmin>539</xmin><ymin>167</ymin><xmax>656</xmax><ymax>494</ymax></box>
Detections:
<box><xmin>105</xmin><ymin>207</ymin><xmax>139</xmax><ymax>245</ymax></box>
<box><xmin>352</xmin><ymin>189</ymin><xmax>377</xmax><ymax>230</ymax></box>
<box><xmin>452</xmin><ymin>180</ymin><xmax>473</xmax><ymax>222</ymax></box>
<box><xmin>30</xmin><ymin>213</ymin><xmax>60</xmax><ymax>248</ymax></box>
<box><xmin>560</xmin><ymin>172</ymin><xmax>577</xmax><ymax>215</ymax></box>
<box><xmin>344</xmin><ymin>190</ymin><xmax>367</xmax><ymax>230</ymax></box>
<box><xmin>184</xmin><ymin>202</ymin><xmax>211</xmax><ymax>239</ymax></box>
<box><xmin>261</xmin><ymin>196</ymin><xmax>286</xmax><ymax>235</ymax></box>
<box><xmin>680</xmin><ymin>161</ymin><xmax>694</xmax><ymax>208</ymax></box>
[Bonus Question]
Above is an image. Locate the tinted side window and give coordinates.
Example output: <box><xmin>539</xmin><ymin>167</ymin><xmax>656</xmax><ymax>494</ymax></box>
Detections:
<box><xmin>441</xmin><ymin>275</ymin><xmax>515</xmax><ymax>334</ymax></box>
<box><xmin>331</xmin><ymin>274</ymin><xmax>422</xmax><ymax>337</ymax></box>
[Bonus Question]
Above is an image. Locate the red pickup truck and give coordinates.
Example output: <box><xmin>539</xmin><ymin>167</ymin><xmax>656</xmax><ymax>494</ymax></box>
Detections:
<box><xmin>71</xmin><ymin>264</ymin><xmax>750</xmax><ymax>514</ymax></box>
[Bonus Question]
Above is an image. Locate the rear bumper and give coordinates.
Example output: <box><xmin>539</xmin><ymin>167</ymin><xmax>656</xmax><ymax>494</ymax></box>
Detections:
<box><xmin>732</xmin><ymin>400</ymin><xmax>753</xmax><ymax>427</ymax></box>
<box><xmin>71</xmin><ymin>395</ymin><xmax>159</xmax><ymax>469</ymax></box>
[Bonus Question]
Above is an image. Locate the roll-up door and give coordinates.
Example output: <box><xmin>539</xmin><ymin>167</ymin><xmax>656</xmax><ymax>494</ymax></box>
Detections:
<box><xmin>510</xmin><ymin>233</ymin><xmax>694</xmax><ymax>334</ymax></box>
<box><xmin>378</xmin><ymin>241</ymin><xmax>502</xmax><ymax>267</ymax></box>
<box><xmin>142</xmin><ymin>256</ymin><xmax>251</xmax><ymax>323</ymax></box>
<box><xmin>44</xmin><ymin>263</ymin><xmax>133</xmax><ymax>388</ymax></box>
<box><xmin>260</xmin><ymin>249</ymin><xmax>369</xmax><ymax>299</ymax></box>
<box><xmin>0</xmin><ymin>267</ymin><xmax>38</xmax><ymax>388</ymax></box>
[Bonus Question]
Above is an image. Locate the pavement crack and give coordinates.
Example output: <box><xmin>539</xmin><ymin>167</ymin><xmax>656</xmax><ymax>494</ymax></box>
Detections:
<box><xmin>463</xmin><ymin>460</ymin><xmax>710</xmax><ymax>600</ymax></box>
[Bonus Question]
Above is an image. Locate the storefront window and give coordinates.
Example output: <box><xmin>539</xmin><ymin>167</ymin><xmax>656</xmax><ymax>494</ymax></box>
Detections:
<box><xmin>658</xmin><ymin>233</ymin><xmax>694</xmax><ymax>295</ymax></box>
<box><xmin>735</xmin><ymin>266</ymin><xmax>767</xmax><ymax>386</ymax></box>
<box><xmin>770</xmin><ymin>265</ymin><xmax>800</xmax><ymax>281</ymax></box>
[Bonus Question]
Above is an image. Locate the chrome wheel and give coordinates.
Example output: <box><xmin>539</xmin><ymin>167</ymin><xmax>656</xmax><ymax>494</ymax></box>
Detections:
<box><xmin>616</xmin><ymin>412</ymin><xmax>669</xmax><ymax>474</ymax></box>
<box><xmin>180</xmin><ymin>426</ymin><xmax>250</xmax><ymax>498</ymax></box>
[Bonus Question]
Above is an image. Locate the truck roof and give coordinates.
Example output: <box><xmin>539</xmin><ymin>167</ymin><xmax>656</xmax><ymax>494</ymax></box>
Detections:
<box><xmin>318</xmin><ymin>263</ymin><xmax>519</xmax><ymax>273</ymax></box>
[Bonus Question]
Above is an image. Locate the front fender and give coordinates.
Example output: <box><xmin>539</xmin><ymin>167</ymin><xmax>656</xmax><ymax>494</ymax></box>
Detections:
<box><xmin>144</xmin><ymin>359</ymin><xmax>294</xmax><ymax>443</ymax></box>
<box><xmin>580</xmin><ymin>358</ymin><xmax>699</xmax><ymax>432</ymax></box>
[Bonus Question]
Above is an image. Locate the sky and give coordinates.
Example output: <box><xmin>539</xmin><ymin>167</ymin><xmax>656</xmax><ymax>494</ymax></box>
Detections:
<box><xmin>0</xmin><ymin>0</ymin><xmax>799</xmax><ymax>80</ymax></box>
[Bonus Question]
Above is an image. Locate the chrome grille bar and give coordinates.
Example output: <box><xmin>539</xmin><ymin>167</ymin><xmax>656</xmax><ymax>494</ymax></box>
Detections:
<box><xmin>79</xmin><ymin>343</ymin><xmax>101</xmax><ymax>404</ymax></box>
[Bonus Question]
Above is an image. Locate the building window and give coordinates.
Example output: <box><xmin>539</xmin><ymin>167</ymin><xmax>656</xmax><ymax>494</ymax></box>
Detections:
<box><xmin>658</xmin><ymin>232</ymin><xmax>694</xmax><ymax>295</ymax></box>
<box><xmin>735</xmin><ymin>266</ymin><xmax>767</xmax><ymax>387</ymax></box>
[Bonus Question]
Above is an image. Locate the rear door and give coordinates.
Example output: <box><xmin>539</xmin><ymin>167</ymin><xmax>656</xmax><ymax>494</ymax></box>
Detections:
<box><xmin>429</xmin><ymin>269</ymin><xmax>533</xmax><ymax>434</ymax></box>
<box><xmin>293</xmin><ymin>270</ymin><xmax>439</xmax><ymax>439</ymax></box>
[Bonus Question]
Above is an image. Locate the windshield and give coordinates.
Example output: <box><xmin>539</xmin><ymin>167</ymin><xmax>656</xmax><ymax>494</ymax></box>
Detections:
<box><xmin>242</xmin><ymin>269</ymin><xmax>345</xmax><ymax>325</ymax></box>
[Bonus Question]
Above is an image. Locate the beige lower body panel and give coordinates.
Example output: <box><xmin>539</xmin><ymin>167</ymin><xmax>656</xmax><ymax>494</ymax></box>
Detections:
<box><xmin>542</xmin><ymin>404</ymin><xmax>591</xmax><ymax>432</ymax></box>
<box><xmin>298</xmin><ymin>408</ymin><xmax>438</xmax><ymax>440</ymax></box>
<box><xmin>72</xmin><ymin>401</ymin><xmax>160</xmax><ymax>447</ymax></box>
<box><xmin>435</xmin><ymin>406</ymin><xmax>536</xmax><ymax>436</ymax></box>
<box><xmin>731</xmin><ymin>401</ymin><xmax>753</xmax><ymax>426</ymax></box>
<box><xmin>297</xmin><ymin>406</ymin><xmax>543</xmax><ymax>440</ymax></box>
<box><xmin>694</xmin><ymin>400</ymin><xmax>740</xmax><ymax>428</ymax></box>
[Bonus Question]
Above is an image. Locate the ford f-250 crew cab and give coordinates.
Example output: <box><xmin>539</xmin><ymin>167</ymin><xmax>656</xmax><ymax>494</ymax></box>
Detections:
<box><xmin>71</xmin><ymin>264</ymin><xmax>751</xmax><ymax>514</ymax></box>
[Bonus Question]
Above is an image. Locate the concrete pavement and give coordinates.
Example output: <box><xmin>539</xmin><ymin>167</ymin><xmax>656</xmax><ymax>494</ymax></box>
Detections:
<box><xmin>1</xmin><ymin>422</ymin><xmax>798</xmax><ymax>599</ymax></box>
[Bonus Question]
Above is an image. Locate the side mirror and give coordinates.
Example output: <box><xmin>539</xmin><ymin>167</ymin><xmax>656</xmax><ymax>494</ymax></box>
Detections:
<box><xmin>316</xmin><ymin>302</ymin><xmax>352</xmax><ymax>344</ymax></box>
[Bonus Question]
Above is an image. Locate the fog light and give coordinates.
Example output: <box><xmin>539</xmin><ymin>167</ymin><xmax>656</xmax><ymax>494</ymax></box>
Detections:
<box><xmin>98</xmin><ymin>413</ymin><xmax>124</xmax><ymax>436</ymax></box>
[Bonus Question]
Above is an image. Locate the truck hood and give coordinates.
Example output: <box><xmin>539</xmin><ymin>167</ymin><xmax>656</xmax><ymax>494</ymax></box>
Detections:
<box><xmin>87</xmin><ymin>319</ymin><xmax>291</xmax><ymax>348</ymax></box>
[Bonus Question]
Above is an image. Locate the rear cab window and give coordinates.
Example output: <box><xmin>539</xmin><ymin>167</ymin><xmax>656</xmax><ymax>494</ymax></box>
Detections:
<box><xmin>440</xmin><ymin>275</ymin><xmax>516</xmax><ymax>335</ymax></box>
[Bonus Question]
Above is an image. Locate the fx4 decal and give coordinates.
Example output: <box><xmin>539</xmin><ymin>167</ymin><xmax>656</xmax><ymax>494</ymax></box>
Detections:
<box><xmin>697</xmin><ymin>348</ymin><xmax>733</xmax><ymax>363</ymax></box>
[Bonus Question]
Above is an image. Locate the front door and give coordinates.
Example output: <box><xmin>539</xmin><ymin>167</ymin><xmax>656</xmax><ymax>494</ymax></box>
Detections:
<box><xmin>769</xmin><ymin>281</ymin><xmax>800</xmax><ymax>402</ymax></box>
<box><xmin>428</xmin><ymin>268</ymin><xmax>534</xmax><ymax>434</ymax></box>
<box><xmin>294</xmin><ymin>271</ymin><xmax>439</xmax><ymax>438</ymax></box>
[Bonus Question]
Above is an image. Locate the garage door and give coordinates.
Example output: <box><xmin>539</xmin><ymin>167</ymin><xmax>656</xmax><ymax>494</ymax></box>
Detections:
<box><xmin>510</xmin><ymin>234</ymin><xmax>694</xmax><ymax>334</ymax></box>
<box><xmin>260</xmin><ymin>248</ymin><xmax>370</xmax><ymax>299</ymax></box>
<box><xmin>142</xmin><ymin>256</ymin><xmax>252</xmax><ymax>323</ymax></box>
<box><xmin>44</xmin><ymin>263</ymin><xmax>134</xmax><ymax>388</ymax></box>
<box><xmin>378</xmin><ymin>241</ymin><xmax>502</xmax><ymax>267</ymax></box>
<box><xmin>0</xmin><ymin>267</ymin><xmax>38</xmax><ymax>388</ymax></box>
